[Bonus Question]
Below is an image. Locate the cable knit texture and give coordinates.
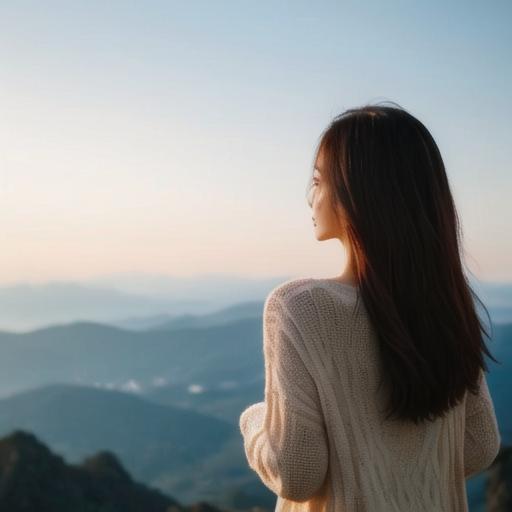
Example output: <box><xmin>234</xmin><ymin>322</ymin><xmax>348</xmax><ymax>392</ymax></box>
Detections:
<box><xmin>238</xmin><ymin>277</ymin><xmax>501</xmax><ymax>511</ymax></box>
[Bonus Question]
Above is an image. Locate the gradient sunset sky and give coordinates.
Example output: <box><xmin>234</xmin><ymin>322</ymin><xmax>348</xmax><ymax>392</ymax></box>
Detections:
<box><xmin>0</xmin><ymin>0</ymin><xmax>510</xmax><ymax>286</ymax></box>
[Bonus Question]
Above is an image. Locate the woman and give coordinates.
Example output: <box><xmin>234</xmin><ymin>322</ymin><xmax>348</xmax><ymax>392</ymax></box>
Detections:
<box><xmin>238</xmin><ymin>102</ymin><xmax>501</xmax><ymax>511</ymax></box>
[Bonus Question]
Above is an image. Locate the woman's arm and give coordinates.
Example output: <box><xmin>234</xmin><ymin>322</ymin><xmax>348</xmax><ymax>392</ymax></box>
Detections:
<box><xmin>463</xmin><ymin>369</ymin><xmax>501</xmax><ymax>479</ymax></box>
<box><xmin>239</xmin><ymin>290</ymin><xmax>329</xmax><ymax>502</ymax></box>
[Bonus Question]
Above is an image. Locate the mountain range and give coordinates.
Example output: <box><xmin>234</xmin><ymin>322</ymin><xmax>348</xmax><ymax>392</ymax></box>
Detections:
<box><xmin>0</xmin><ymin>273</ymin><xmax>509</xmax><ymax>509</ymax></box>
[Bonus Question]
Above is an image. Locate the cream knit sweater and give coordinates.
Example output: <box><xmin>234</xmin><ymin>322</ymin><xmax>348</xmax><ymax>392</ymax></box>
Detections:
<box><xmin>239</xmin><ymin>277</ymin><xmax>501</xmax><ymax>512</ymax></box>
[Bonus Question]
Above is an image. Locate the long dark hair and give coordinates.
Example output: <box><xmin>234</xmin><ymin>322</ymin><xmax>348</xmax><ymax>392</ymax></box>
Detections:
<box><xmin>308</xmin><ymin>101</ymin><xmax>500</xmax><ymax>424</ymax></box>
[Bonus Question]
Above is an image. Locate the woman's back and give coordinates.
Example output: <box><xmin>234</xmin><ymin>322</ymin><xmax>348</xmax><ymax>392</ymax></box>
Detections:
<box><xmin>239</xmin><ymin>277</ymin><xmax>501</xmax><ymax>512</ymax></box>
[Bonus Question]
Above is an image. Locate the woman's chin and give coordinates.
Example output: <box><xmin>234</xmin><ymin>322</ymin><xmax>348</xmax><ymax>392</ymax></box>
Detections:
<box><xmin>314</xmin><ymin>229</ymin><xmax>325</xmax><ymax>241</ymax></box>
<box><xmin>315</xmin><ymin>229</ymin><xmax>334</xmax><ymax>242</ymax></box>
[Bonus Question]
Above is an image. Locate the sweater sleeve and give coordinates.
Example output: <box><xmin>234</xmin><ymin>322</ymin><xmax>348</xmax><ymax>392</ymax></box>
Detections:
<box><xmin>239</xmin><ymin>289</ymin><xmax>329</xmax><ymax>502</ymax></box>
<box><xmin>463</xmin><ymin>369</ymin><xmax>501</xmax><ymax>479</ymax></box>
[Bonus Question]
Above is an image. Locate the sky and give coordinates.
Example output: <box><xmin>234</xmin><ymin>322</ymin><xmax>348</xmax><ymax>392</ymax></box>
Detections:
<box><xmin>0</xmin><ymin>0</ymin><xmax>510</xmax><ymax>286</ymax></box>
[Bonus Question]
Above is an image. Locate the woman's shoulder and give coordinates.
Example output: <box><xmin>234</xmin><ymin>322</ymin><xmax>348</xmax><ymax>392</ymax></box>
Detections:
<box><xmin>265</xmin><ymin>276</ymin><xmax>361</xmax><ymax>323</ymax></box>
<box><xmin>267</xmin><ymin>276</ymin><xmax>358</xmax><ymax>301</ymax></box>
<box><xmin>265</xmin><ymin>277</ymin><xmax>346</xmax><ymax>312</ymax></box>
<box><xmin>266</xmin><ymin>277</ymin><xmax>315</xmax><ymax>299</ymax></box>
<box><xmin>264</xmin><ymin>278</ymin><xmax>366</xmax><ymax>357</ymax></box>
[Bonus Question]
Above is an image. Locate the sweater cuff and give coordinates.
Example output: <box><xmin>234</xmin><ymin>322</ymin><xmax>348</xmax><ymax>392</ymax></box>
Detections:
<box><xmin>239</xmin><ymin>401</ymin><xmax>266</xmax><ymax>437</ymax></box>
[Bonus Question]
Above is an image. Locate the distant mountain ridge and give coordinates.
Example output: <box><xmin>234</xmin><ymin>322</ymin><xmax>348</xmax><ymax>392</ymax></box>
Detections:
<box><xmin>0</xmin><ymin>315</ymin><xmax>264</xmax><ymax>399</ymax></box>
<box><xmin>1</xmin><ymin>273</ymin><xmax>508</xmax><ymax>332</ymax></box>
<box><xmin>109</xmin><ymin>300</ymin><xmax>264</xmax><ymax>331</ymax></box>
<box><xmin>0</xmin><ymin>273</ymin><xmax>289</xmax><ymax>332</ymax></box>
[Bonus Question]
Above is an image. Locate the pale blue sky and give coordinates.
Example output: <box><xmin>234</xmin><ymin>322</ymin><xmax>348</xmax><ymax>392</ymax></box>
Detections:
<box><xmin>0</xmin><ymin>0</ymin><xmax>510</xmax><ymax>284</ymax></box>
